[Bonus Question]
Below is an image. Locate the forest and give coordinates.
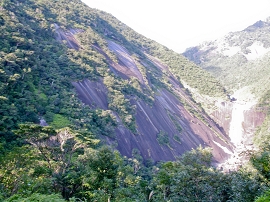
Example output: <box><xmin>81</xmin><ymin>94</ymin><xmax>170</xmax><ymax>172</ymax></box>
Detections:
<box><xmin>1</xmin><ymin>0</ymin><xmax>270</xmax><ymax>201</ymax></box>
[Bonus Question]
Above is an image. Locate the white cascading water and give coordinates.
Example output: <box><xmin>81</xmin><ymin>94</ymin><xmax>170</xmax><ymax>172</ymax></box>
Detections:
<box><xmin>218</xmin><ymin>100</ymin><xmax>256</xmax><ymax>171</ymax></box>
<box><xmin>229</xmin><ymin>103</ymin><xmax>245</xmax><ymax>145</ymax></box>
<box><xmin>229</xmin><ymin>101</ymin><xmax>255</xmax><ymax>146</ymax></box>
<box><xmin>217</xmin><ymin>88</ymin><xmax>257</xmax><ymax>171</ymax></box>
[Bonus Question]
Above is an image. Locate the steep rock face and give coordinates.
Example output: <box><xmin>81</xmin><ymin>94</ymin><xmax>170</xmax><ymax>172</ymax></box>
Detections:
<box><xmin>73</xmin><ymin>79</ymin><xmax>233</xmax><ymax>162</ymax></box>
<box><xmin>107</xmin><ymin>40</ymin><xmax>145</xmax><ymax>84</ymax></box>
<box><xmin>211</xmin><ymin>102</ymin><xmax>233</xmax><ymax>136</ymax></box>
<box><xmin>211</xmin><ymin>101</ymin><xmax>265</xmax><ymax>145</ymax></box>
<box><xmin>72</xmin><ymin>41</ymin><xmax>234</xmax><ymax>163</ymax></box>
<box><xmin>54</xmin><ymin>23</ymin><xmax>83</xmax><ymax>50</ymax></box>
<box><xmin>72</xmin><ymin>79</ymin><xmax>108</xmax><ymax>109</ymax></box>
<box><xmin>242</xmin><ymin>107</ymin><xmax>266</xmax><ymax>145</ymax></box>
<box><xmin>216</xmin><ymin>104</ymin><xmax>266</xmax><ymax>172</ymax></box>
<box><xmin>49</xmin><ymin>4</ymin><xmax>235</xmax><ymax>163</ymax></box>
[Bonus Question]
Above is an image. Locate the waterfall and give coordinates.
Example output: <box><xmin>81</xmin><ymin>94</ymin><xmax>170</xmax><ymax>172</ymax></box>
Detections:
<box><xmin>229</xmin><ymin>103</ymin><xmax>244</xmax><ymax>145</ymax></box>
<box><xmin>229</xmin><ymin>101</ymin><xmax>255</xmax><ymax>145</ymax></box>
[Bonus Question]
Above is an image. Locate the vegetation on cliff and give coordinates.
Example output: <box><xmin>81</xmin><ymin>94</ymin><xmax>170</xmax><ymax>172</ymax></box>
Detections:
<box><xmin>1</xmin><ymin>0</ymin><xmax>270</xmax><ymax>201</ymax></box>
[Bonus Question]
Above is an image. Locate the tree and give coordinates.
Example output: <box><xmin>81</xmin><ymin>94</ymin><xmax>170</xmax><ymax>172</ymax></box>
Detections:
<box><xmin>12</xmin><ymin>124</ymin><xmax>99</xmax><ymax>199</ymax></box>
<box><xmin>3</xmin><ymin>193</ymin><xmax>66</xmax><ymax>202</ymax></box>
<box><xmin>152</xmin><ymin>147</ymin><xmax>230</xmax><ymax>201</ymax></box>
<box><xmin>255</xmin><ymin>189</ymin><xmax>270</xmax><ymax>202</ymax></box>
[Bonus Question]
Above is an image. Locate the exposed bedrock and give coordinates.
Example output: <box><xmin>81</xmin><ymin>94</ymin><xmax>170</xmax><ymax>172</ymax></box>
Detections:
<box><xmin>54</xmin><ymin>23</ymin><xmax>83</xmax><ymax>50</ymax></box>
<box><xmin>73</xmin><ymin>79</ymin><xmax>233</xmax><ymax>163</ymax></box>
<box><xmin>211</xmin><ymin>101</ymin><xmax>265</xmax><ymax>146</ymax></box>
<box><xmin>211</xmin><ymin>102</ymin><xmax>233</xmax><ymax>139</ymax></box>
<box><xmin>72</xmin><ymin>41</ymin><xmax>236</xmax><ymax>163</ymax></box>
<box><xmin>213</xmin><ymin>102</ymin><xmax>266</xmax><ymax>171</ymax></box>
<box><xmin>242</xmin><ymin>107</ymin><xmax>265</xmax><ymax>145</ymax></box>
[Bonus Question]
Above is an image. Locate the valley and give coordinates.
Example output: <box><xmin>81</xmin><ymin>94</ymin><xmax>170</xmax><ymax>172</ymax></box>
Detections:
<box><xmin>1</xmin><ymin>0</ymin><xmax>270</xmax><ymax>201</ymax></box>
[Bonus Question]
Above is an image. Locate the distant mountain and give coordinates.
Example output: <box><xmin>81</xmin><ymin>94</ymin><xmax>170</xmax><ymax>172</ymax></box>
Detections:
<box><xmin>183</xmin><ymin>18</ymin><xmax>270</xmax><ymax>97</ymax></box>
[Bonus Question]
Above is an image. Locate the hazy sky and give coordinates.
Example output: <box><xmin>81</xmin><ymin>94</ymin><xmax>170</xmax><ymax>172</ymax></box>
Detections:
<box><xmin>81</xmin><ymin>0</ymin><xmax>270</xmax><ymax>53</ymax></box>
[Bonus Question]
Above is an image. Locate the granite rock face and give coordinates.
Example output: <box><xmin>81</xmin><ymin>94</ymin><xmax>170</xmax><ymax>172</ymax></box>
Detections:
<box><xmin>72</xmin><ymin>41</ymin><xmax>235</xmax><ymax>163</ymax></box>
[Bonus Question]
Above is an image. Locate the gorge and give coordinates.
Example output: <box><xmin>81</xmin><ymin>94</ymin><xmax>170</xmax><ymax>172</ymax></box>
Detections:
<box><xmin>1</xmin><ymin>0</ymin><xmax>270</xmax><ymax>201</ymax></box>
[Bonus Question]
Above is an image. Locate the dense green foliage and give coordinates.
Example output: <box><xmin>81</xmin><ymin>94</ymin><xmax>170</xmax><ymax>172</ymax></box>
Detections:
<box><xmin>151</xmin><ymin>147</ymin><xmax>267</xmax><ymax>202</ymax></box>
<box><xmin>1</xmin><ymin>0</ymin><xmax>270</xmax><ymax>201</ymax></box>
<box><xmin>1</xmin><ymin>137</ymin><xmax>268</xmax><ymax>201</ymax></box>
<box><xmin>156</xmin><ymin>130</ymin><xmax>170</xmax><ymax>146</ymax></box>
<box><xmin>0</xmin><ymin>0</ymin><xmax>118</xmax><ymax>142</ymax></box>
<box><xmin>3</xmin><ymin>193</ymin><xmax>66</xmax><ymax>202</ymax></box>
<box><xmin>255</xmin><ymin>190</ymin><xmax>270</xmax><ymax>202</ymax></box>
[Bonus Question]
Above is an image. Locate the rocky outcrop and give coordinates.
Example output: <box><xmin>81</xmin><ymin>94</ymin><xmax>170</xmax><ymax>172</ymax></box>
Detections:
<box><xmin>72</xmin><ymin>41</ymin><xmax>234</xmax><ymax>163</ymax></box>
<box><xmin>54</xmin><ymin>23</ymin><xmax>83</xmax><ymax>50</ymax></box>
<box><xmin>212</xmin><ymin>99</ymin><xmax>266</xmax><ymax>171</ymax></box>
<box><xmin>39</xmin><ymin>118</ymin><xmax>48</xmax><ymax>126</ymax></box>
<box><xmin>107</xmin><ymin>40</ymin><xmax>145</xmax><ymax>84</ymax></box>
<box><xmin>242</xmin><ymin>107</ymin><xmax>265</xmax><ymax>145</ymax></box>
<box><xmin>73</xmin><ymin>79</ymin><xmax>233</xmax><ymax>162</ymax></box>
<box><xmin>211</xmin><ymin>101</ymin><xmax>233</xmax><ymax>136</ymax></box>
<box><xmin>72</xmin><ymin>79</ymin><xmax>108</xmax><ymax>109</ymax></box>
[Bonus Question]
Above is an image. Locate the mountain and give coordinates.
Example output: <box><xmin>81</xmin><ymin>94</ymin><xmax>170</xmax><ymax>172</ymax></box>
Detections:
<box><xmin>0</xmin><ymin>0</ymin><xmax>232</xmax><ymax>163</ymax></box>
<box><xmin>183</xmin><ymin>18</ymin><xmax>270</xmax><ymax>97</ymax></box>
<box><xmin>2</xmin><ymin>0</ymin><xmax>270</xmax><ymax>201</ymax></box>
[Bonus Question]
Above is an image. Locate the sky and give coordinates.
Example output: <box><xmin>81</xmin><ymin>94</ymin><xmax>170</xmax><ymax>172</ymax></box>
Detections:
<box><xmin>81</xmin><ymin>0</ymin><xmax>270</xmax><ymax>53</ymax></box>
